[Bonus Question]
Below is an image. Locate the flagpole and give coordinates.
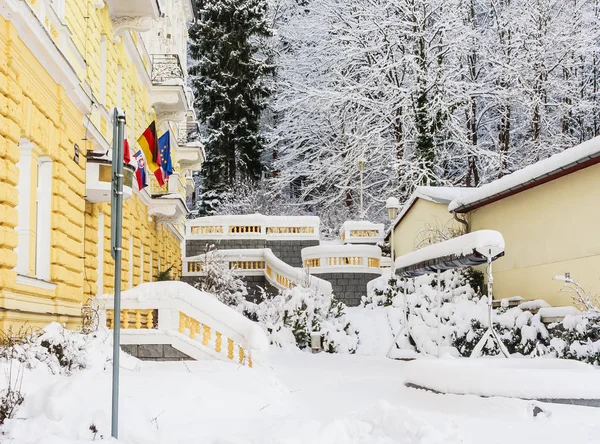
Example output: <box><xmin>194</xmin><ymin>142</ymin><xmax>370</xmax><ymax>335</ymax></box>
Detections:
<box><xmin>111</xmin><ymin>108</ymin><xmax>126</xmax><ymax>439</ymax></box>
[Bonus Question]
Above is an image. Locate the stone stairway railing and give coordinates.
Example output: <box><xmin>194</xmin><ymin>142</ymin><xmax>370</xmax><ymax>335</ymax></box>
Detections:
<box><xmin>96</xmin><ymin>281</ymin><xmax>270</xmax><ymax>366</ymax></box>
<box><xmin>183</xmin><ymin>248</ymin><xmax>333</xmax><ymax>296</ymax></box>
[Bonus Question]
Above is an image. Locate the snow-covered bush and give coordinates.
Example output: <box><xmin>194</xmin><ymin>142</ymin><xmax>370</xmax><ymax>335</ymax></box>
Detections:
<box><xmin>193</xmin><ymin>248</ymin><xmax>257</xmax><ymax>319</ymax></box>
<box><xmin>256</xmin><ymin>287</ymin><xmax>359</xmax><ymax>353</ymax></box>
<box><xmin>0</xmin><ymin>323</ymin><xmax>132</xmax><ymax>376</ymax></box>
<box><xmin>547</xmin><ymin>313</ymin><xmax>600</xmax><ymax>365</ymax></box>
<box><xmin>367</xmin><ymin>269</ymin><xmax>551</xmax><ymax>357</ymax></box>
<box><xmin>361</xmin><ymin>275</ymin><xmax>401</xmax><ymax>308</ymax></box>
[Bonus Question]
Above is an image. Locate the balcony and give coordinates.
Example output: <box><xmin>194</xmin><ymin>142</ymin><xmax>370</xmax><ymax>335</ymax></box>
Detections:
<box><xmin>175</xmin><ymin>120</ymin><xmax>205</xmax><ymax>172</ymax></box>
<box><xmin>147</xmin><ymin>173</ymin><xmax>188</xmax><ymax>224</ymax></box>
<box><xmin>150</xmin><ymin>54</ymin><xmax>189</xmax><ymax>119</ymax></box>
<box><xmin>104</xmin><ymin>0</ymin><xmax>160</xmax><ymax>35</ymax></box>
<box><xmin>105</xmin><ymin>0</ymin><xmax>161</xmax><ymax>19</ymax></box>
<box><xmin>85</xmin><ymin>157</ymin><xmax>135</xmax><ymax>203</ymax></box>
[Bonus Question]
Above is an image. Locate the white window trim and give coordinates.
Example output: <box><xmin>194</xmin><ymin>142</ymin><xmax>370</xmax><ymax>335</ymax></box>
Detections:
<box><xmin>16</xmin><ymin>274</ymin><xmax>57</xmax><ymax>291</ymax></box>
<box><xmin>35</xmin><ymin>157</ymin><xmax>52</xmax><ymax>281</ymax></box>
<box><xmin>15</xmin><ymin>140</ymin><xmax>35</xmax><ymax>275</ymax></box>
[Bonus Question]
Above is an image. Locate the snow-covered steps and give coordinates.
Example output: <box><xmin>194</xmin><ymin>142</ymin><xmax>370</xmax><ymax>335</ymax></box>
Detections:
<box><xmin>96</xmin><ymin>282</ymin><xmax>269</xmax><ymax>367</ymax></box>
<box><xmin>404</xmin><ymin>358</ymin><xmax>600</xmax><ymax>407</ymax></box>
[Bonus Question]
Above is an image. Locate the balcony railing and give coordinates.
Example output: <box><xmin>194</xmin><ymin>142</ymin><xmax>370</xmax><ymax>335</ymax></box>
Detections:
<box><xmin>148</xmin><ymin>173</ymin><xmax>187</xmax><ymax>198</ymax></box>
<box><xmin>151</xmin><ymin>54</ymin><xmax>184</xmax><ymax>85</ymax></box>
<box><xmin>178</xmin><ymin>120</ymin><xmax>201</xmax><ymax>145</ymax></box>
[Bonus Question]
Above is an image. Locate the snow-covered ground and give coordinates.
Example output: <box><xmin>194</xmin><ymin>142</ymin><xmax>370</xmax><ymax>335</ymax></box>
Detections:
<box><xmin>3</xmin><ymin>347</ymin><xmax>600</xmax><ymax>444</ymax></box>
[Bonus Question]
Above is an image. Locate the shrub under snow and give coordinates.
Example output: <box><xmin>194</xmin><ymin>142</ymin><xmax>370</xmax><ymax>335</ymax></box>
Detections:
<box><xmin>0</xmin><ymin>323</ymin><xmax>137</xmax><ymax>375</ymax></box>
<box><xmin>253</xmin><ymin>287</ymin><xmax>359</xmax><ymax>353</ymax></box>
<box><xmin>363</xmin><ymin>269</ymin><xmax>600</xmax><ymax>362</ymax></box>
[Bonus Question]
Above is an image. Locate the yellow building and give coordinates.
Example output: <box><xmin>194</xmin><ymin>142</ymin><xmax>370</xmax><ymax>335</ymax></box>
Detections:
<box><xmin>0</xmin><ymin>0</ymin><xmax>204</xmax><ymax>330</ymax></box>
<box><xmin>390</xmin><ymin>137</ymin><xmax>600</xmax><ymax>307</ymax></box>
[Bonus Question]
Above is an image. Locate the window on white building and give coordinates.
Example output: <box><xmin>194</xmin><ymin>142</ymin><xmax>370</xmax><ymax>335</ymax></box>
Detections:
<box><xmin>15</xmin><ymin>139</ymin><xmax>52</xmax><ymax>281</ymax></box>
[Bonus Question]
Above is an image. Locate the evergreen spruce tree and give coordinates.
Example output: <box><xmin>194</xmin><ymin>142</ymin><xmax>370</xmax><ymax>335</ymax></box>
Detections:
<box><xmin>189</xmin><ymin>0</ymin><xmax>273</xmax><ymax>215</ymax></box>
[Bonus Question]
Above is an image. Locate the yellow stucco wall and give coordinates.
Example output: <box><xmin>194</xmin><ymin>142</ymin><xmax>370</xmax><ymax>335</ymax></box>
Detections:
<box><xmin>0</xmin><ymin>4</ymin><xmax>183</xmax><ymax>332</ymax></box>
<box><xmin>470</xmin><ymin>163</ymin><xmax>600</xmax><ymax>306</ymax></box>
<box><xmin>392</xmin><ymin>164</ymin><xmax>600</xmax><ymax>307</ymax></box>
<box><xmin>393</xmin><ymin>199</ymin><xmax>463</xmax><ymax>258</ymax></box>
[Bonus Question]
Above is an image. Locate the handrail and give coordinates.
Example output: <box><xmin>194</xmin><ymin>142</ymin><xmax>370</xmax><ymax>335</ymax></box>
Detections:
<box><xmin>96</xmin><ymin>281</ymin><xmax>269</xmax><ymax>366</ymax></box>
<box><xmin>184</xmin><ymin>248</ymin><xmax>333</xmax><ymax>296</ymax></box>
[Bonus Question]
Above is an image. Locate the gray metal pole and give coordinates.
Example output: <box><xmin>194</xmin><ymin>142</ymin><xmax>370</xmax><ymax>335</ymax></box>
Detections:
<box><xmin>437</xmin><ymin>271</ymin><xmax>442</xmax><ymax>358</ymax></box>
<box><xmin>110</xmin><ymin>109</ymin><xmax>126</xmax><ymax>439</ymax></box>
<box><xmin>359</xmin><ymin>170</ymin><xmax>364</xmax><ymax>219</ymax></box>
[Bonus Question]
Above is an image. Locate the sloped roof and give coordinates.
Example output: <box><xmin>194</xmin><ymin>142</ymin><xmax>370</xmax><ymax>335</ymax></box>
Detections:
<box><xmin>449</xmin><ymin>136</ymin><xmax>600</xmax><ymax>212</ymax></box>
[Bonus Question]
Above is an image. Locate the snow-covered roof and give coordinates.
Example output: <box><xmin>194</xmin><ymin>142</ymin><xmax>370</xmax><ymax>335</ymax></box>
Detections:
<box><xmin>414</xmin><ymin>186</ymin><xmax>473</xmax><ymax>204</ymax></box>
<box><xmin>385</xmin><ymin>186</ymin><xmax>473</xmax><ymax>239</ymax></box>
<box><xmin>449</xmin><ymin>136</ymin><xmax>600</xmax><ymax>212</ymax></box>
<box><xmin>394</xmin><ymin>230</ymin><xmax>505</xmax><ymax>271</ymax></box>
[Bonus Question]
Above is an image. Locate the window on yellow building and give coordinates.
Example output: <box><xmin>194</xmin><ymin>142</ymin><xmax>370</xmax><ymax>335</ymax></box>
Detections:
<box><xmin>49</xmin><ymin>0</ymin><xmax>65</xmax><ymax>21</ymax></box>
<box><xmin>116</xmin><ymin>66</ymin><xmax>123</xmax><ymax>109</ymax></box>
<box><xmin>99</xmin><ymin>36</ymin><xmax>107</xmax><ymax>106</ymax></box>
<box><xmin>129</xmin><ymin>91</ymin><xmax>135</xmax><ymax>143</ymax></box>
<box><xmin>14</xmin><ymin>139</ymin><xmax>52</xmax><ymax>281</ymax></box>
<box><xmin>96</xmin><ymin>213</ymin><xmax>104</xmax><ymax>296</ymax></box>
<box><xmin>140</xmin><ymin>243</ymin><xmax>144</xmax><ymax>284</ymax></box>
<box><xmin>129</xmin><ymin>235</ymin><xmax>133</xmax><ymax>288</ymax></box>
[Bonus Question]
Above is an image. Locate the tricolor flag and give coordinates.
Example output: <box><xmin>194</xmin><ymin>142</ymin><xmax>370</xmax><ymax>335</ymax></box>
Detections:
<box><xmin>133</xmin><ymin>150</ymin><xmax>148</xmax><ymax>190</ymax></box>
<box><xmin>124</xmin><ymin>139</ymin><xmax>131</xmax><ymax>165</ymax></box>
<box><xmin>158</xmin><ymin>131</ymin><xmax>173</xmax><ymax>178</ymax></box>
<box><xmin>137</xmin><ymin>121</ymin><xmax>164</xmax><ymax>186</ymax></box>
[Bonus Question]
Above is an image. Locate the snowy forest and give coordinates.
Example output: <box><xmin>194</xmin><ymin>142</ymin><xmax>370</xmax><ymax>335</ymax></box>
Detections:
<box><xmin>189</xmin><ymin>0</ymin><xmax>600</xmax><ymax>229</ymax></box>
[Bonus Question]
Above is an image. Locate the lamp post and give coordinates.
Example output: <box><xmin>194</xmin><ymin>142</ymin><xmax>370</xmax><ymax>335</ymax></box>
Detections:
<box><xmin>386</xmin><ymin>196</ymin><xmax>403</xmax><ymax>337</ymax></box>
<box><xmin>385</xmin><ymin>197</ymin><xmax>400</xmax><ymax>273</ymax></box>
<box><xmin>357</xmin><ymin>157</ymin><xmax>367</xmax><ymax>219</ymax></box>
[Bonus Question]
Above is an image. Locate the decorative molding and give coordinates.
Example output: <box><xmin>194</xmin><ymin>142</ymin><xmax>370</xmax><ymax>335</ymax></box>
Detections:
<box><xmin>0</xmin><ymin>0</ymin><xmax>92</xmax><ymax>115</ymax></box>
<box><xmin>157</xmin><ymin>111</ymin><xmax>186</xmax><ymax>126</ymax></box>
<box><xmin>111</xmin><ymin>16</ymin><xmax>153</xmax><ymax>37</ymax></box>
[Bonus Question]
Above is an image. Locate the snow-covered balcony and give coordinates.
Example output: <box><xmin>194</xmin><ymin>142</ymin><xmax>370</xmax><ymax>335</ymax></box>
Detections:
<box><xmin>301</xmin><ymin>245</ymin><xmax>383</xmax><ymax>274</ymax></box>
<box><xmin>147</xmin><ymin>173</ymin><xmax>188</xmax><ymax>224</ymax></box>
<box><xmin>150</xmin><ymin>54</ymin><xmax>190</xmax><ymax>119</ymax></box>
<box><xmin>85</xmin><ymin>156</ymin><xmax>135</xmax><ymax>203</ymax></box>
<box><xmin>186</xmin><ymin>214</ymin><xmax>321</xmax><ymax>240</ymax></box>
<box><xmin>176</xmin><ymin>120</ymin><xmax>205</xmax><ymax>172</ymax></box>
<box><xmin>340</xmin><ymin>221</ymin><xmax>385</xmax><ymax>245</ymax></box>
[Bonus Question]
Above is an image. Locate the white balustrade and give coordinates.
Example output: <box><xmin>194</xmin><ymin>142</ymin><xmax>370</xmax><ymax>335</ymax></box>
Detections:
<box><xmin>96</xmin><ymin>281</ymin><xmax>269</xmax><ymax>366</ymax></box>
<box><xmin>187</xmin><ymin>214</ymin><xmax>320</xmax><ymax>241</ymax></box>
<box><xmin>301</xmin><ymin>244</ymin><xmax>383</xmax><ymax>274</ymax></box>
<box><xmin>183</xmin><ymin>248</ymin><xmax>333</xmax><ymax>296</ymax></box>
<box><xmin>339</xmin><ymin>220</ymin><xmax>385</xmax><ymax>244</ymax></box>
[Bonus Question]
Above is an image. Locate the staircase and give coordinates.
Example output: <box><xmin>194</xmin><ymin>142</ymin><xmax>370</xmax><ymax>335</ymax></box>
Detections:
<box><xmin>96</xmin><ymin>281</ymin><xmax>269</xmax><ymax>366</ymax></box>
